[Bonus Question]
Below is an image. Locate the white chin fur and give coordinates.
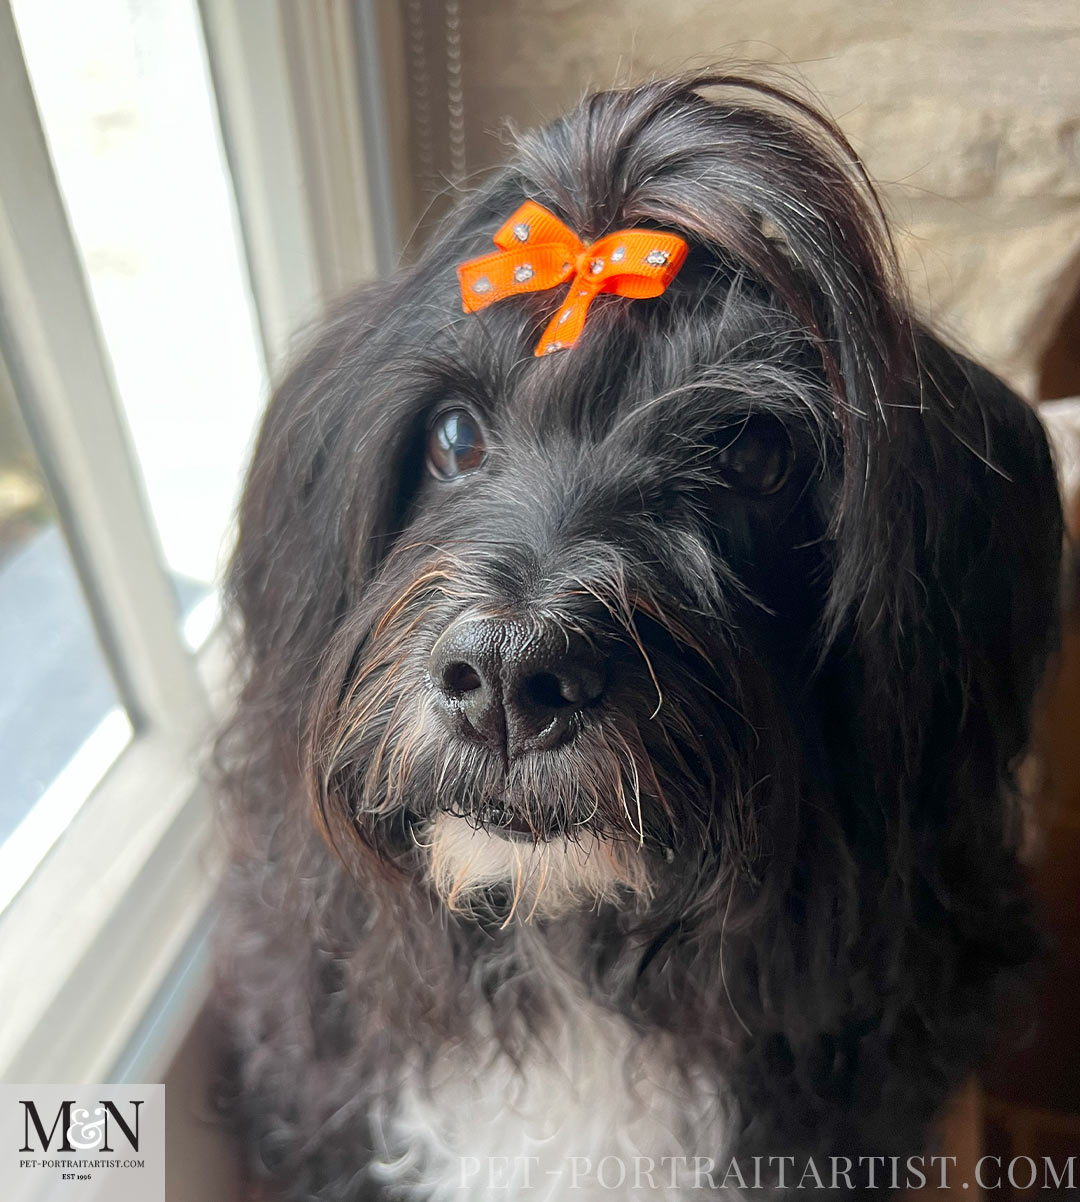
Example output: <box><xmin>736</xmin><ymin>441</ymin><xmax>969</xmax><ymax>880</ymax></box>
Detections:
<box><xmin>427</xmin><ymin>812</ymin><xmax>654</xmax><ymax>920</ymax></box>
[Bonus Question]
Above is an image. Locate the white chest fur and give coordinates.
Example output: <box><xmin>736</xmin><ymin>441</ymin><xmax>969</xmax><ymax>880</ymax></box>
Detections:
<box><xmin>366</xmin><ymin>995</ymin><xmax>731</xmax><ymax>1200</ymax></box>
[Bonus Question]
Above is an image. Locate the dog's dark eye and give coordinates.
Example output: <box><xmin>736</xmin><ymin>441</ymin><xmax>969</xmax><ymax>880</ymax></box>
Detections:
<box><xmin>427</xmin><ymin>408</ymin><xmax>487</xmax><ymax>480</ymax></box>
<box><xmin>714</xmin><ymin>417</ymin><xmax>793</xmax><ymax>494</ymax></box>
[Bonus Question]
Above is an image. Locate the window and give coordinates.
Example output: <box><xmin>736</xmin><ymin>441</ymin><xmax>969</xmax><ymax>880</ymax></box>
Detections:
<box><xmin>0</xmin><ymin>0</ymin><xmax>399</xmax><ymax>1084</ymax></box>
<box><xmin>0</xmin><ymin>0</ymin><xmax>237</xmax><ymax>1082</ymax></box>
<box><xmin>0</xmin><ymin>354</ymin><xmax>130</xmax><ymax>914</ymax></box>
<box><xmin>1</xmin><ymin>0</ymin><xmax>264</xmax><ymax>923</ymax></box>
<box><xmin>12</xmin><ymin>0</ymin><xmax>267</xmax><ymax>644</ymax></box>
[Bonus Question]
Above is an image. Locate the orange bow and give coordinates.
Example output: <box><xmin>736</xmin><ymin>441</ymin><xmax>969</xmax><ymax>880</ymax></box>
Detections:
<box><xmin>456</xmin><ymin>201</ymin><xmax>689</xmax><ymax>357</ymax></box>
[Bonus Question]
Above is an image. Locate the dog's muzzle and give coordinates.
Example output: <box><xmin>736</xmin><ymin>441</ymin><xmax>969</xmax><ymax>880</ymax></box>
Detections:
<box><xmin>428</xmin><ymin>615</ymin><xmax>605</xmax><ymax>760</ymax></box>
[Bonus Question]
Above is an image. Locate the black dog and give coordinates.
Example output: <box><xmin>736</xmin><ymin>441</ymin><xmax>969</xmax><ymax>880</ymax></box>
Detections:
<box><xmin>217</xmin><ymin>73</ymin><xmax>1063</xmax><ymax>1200</ymax></box>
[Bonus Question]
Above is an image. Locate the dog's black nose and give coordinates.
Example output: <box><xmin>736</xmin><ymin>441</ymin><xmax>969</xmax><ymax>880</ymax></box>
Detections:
<box><xmin>429</xmin><ymin>616</ymin><xmax>604</xmax><ymax>756</ymax></box>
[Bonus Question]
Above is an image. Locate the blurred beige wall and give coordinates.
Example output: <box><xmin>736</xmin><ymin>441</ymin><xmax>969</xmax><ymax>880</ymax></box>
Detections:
<box><xmin>416</xmin><ymin>0</ymin><xmax>1080</xmax><ymax>398</ymax></box>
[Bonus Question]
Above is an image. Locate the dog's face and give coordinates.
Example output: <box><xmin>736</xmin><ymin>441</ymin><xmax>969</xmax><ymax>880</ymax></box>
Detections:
<box><xmin>232</xmin><ymin>75</ymin><xmax>1061</xmax><ymax>937</ymax></box>
<box><xmin>308</xmin><ymin>281</ymin><xmax>834</xmax><ymax>921</ymax></box>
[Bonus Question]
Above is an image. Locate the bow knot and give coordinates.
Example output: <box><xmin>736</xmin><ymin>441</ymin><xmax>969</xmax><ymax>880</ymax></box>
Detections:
<box><xmin>457</xmin><ymin>201</ymin><xmax>688</xmax><ymax>356</ymax></box>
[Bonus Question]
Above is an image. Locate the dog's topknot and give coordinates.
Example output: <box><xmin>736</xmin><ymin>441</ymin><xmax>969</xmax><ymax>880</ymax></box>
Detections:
<box><xmin>459</xmin><ymin>73</ymin><xmax>906</xmax><ymax>409</ymax></box>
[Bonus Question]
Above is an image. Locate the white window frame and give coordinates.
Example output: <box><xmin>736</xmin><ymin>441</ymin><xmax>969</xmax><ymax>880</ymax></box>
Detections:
<box><xmin>0</xmin><ymin>0</ymin><xmax>404</xmax><ymax>1084</ymax></box>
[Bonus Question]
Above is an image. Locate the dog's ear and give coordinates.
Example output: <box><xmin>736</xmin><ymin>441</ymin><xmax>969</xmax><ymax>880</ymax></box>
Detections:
<box><xmin>658</xmin><ymin>79</ymin><xmax>1062</xmax><ymax>818</ymax></box>
<box><xmin>826</xmin><ymin>333</ymin><xmax>1061</xmax><ymax>862</ymax></box>
<box><xmin>228</xmin><ymin>285</ymin><xmax>424</xmax><ymax>670</ymax></box>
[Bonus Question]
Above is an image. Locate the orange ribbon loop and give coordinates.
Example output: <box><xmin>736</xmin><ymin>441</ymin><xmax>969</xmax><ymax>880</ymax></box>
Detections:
<box><xmin>456</xmin><ymin>200</ymin><xmax>688</xmax><ymax>357</ymax></box>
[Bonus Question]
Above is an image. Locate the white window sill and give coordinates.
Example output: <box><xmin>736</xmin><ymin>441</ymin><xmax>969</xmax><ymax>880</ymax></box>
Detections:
<box><xmin>0</xmin><ymin>631</ymin><xmax>230</xmax><ymax>1084</ymax></box>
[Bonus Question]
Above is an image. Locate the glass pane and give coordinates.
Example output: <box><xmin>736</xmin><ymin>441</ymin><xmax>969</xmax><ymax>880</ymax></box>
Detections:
<box><xmin>11</xmin><ymin>0</ymin><xmax>267</xmax><ymax>645</ymax></box>
<box><xmin>0</xmin><ymin>355</ymin><xmax>131</xmax><ymax>913</ymax></box>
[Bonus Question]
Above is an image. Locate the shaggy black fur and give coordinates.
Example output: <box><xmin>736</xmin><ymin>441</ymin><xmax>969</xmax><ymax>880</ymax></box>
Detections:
<box><xmin>216</xmin><ymin>72</ymin><xmax>1063</xmax><ymax>1199</ymax></box>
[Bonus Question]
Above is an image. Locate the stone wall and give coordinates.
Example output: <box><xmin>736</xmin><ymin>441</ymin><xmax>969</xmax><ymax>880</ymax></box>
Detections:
<box><xmin>436</xmin><ymin>0</ymin><xmax>1080</xmax><ymax>398</ymax></box>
